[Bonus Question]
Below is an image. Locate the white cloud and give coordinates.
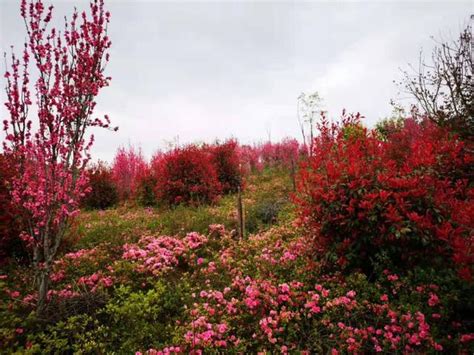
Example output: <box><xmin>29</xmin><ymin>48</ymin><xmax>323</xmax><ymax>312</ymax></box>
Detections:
<box><xmin>1</xmin><ymin>0</ymin><xmax>471</xmax><ymax>162</ymax></box>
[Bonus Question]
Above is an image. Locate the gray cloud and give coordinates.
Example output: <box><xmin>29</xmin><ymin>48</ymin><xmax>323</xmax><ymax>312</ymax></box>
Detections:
<box><xmin>1</xmin><ymin>0</ymin><xmax>471</xmax><ymax>162</ymax></box>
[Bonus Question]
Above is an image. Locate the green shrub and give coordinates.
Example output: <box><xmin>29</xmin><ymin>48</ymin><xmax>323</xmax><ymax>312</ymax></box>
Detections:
<box><xmin>24</xmin><ymin>314</ymin><xmax>109</xmax><ymax>354</ymax></box>
<box><xmin>102</xmin><ymin>281</ymin><xmax>188</xmax><ymax>352</ymax></box>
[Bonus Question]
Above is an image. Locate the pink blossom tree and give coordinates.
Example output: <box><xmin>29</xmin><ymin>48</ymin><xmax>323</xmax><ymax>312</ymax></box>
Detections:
<box><xmin>2</xmin><ymin>0</ymin><xmax>114</xmax><ymax>313</ymax></box>
<box><xmin>111</xmin><ymin>145</ymin><xmax>148</xmax><ymax>201</ymax></box>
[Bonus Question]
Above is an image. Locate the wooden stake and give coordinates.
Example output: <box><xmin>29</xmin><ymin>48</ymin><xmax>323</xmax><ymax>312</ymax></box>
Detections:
<box><xmin>237</xmin><ymin>186</ymin><xmax>245</xmax><ymax>239</ymax></box>
<box><xmin>290</xmin><ymin>158</ymin><xmax>296</xmax><ymax>192</ymax></box>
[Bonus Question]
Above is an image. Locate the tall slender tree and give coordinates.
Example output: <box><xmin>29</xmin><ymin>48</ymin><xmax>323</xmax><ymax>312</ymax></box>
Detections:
<box><xmin>297</xmin><ymin>91</ymin><xmax>324</xmax><ymax>156</ymax></box>
<box><xmin>2</xmin><ymin>0</ymin><xmax>114</xmax><ymax>314</ymax></box>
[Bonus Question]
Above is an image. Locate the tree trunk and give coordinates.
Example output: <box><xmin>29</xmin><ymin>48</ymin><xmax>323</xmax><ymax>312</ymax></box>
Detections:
<box><xmin>36</xmin><ymin>266</ymin><xmax>50</xmax><ymax>315</ymax></box>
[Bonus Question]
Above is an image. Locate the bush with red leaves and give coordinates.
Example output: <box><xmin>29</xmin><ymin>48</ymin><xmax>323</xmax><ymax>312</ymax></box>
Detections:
<box><xmin>0</xmin><ymin>154</ymin><xmax>26</xmax><ymax>264</ymax></box>
<box><xmin>136</xmin><ymin>166</ymin><xmax>157</xmax><ymax>206</ymax></box>
<box><xmin>208</xmin><ymin>140</ymin><xmax>243</xmax><ymax>194</ymax></box>
<box><xmin>296</xmin><ymin>113</ymin><xmax>473</xmax><ymax>280</ymax></box>
<box><xmin>111</xmin><ymin>146</ymin><xmax>148</xmax><ymax>201</ymax></box>
<box><xmin>82</xmin><ymin>162</ymin><xmax>119</xmax><ymax>210</ymax></box>
<box><xmin>154</xmin><ymin>145</ymin><xmax>222</xmax><ymax>206</ymax></box>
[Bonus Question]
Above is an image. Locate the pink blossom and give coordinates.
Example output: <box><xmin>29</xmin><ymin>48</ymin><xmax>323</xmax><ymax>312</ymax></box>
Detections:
<box><xmin>460</xmin><ymin>333</ymin><xmax>474</xmax><ymax>343</ymax></box>
<box><xmin>428</xmin><ymin>293</ymin><xmax>439</xmax><ymax>307</ymax></box>
<box><xmin>346</xmin><ymin>290</ymin><xmax>356</xmax><ymax>298</ymax></box>
<box><xmin>387</xmin><ymin>274</ymin><xmax>399</xmax><ymax>282</ymax></box>
<box><xmin>217</xmin><ymin>323</ymin><xmax>228</xmax><ymax>334</ymax></box>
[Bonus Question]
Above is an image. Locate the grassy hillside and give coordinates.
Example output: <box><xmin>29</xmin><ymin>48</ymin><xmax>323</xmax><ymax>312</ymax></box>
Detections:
<box><xmin>72</xmin><ymin>167</ymin><xmax>295</xmax><ymax>250</ymax></box>
<box><xmin>1</xmin><ymin>164</ymin><xmax>472</xmax><ymax>353</ymax></box>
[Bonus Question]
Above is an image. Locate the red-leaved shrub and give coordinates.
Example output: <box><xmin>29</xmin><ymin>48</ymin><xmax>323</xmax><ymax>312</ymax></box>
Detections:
<box><xmin>111</xmin><ymin>146</ymin><xmax>148</xmax><ymax>201</ymax></box>
<box><xmin>296</xmin><ymin>113</ymin><xmax>473</xmax><ymax>280</ymax></box>
<box><xmin>0</xmin><ymin>154</ymin><xmax>26</xmax><ymax>264</ymax></box>
<box><xmin>136</xmin><ymin>166</ymin><xmax>157</xmax><ymax>206</ymax></box>
<box><xmin>208</xmin><ymin>140</ymin><xmax>242</xmax><ymax>194</ymax></box>
<box><xmin>153</xmin><ymin>145</ymin><xmax>222</xmax><ymax>206</ymax></box>
<box><xmin>82</xmin><ymin>162</ymin><xmax>118</xmax><ymax>210</ymax></box>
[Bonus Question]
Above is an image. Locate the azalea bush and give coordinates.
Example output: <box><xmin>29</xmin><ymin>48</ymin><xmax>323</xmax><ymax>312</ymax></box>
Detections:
<box><xmin>296</xmin><ymin>113</ymin><xmax>474</xmax><ymax>280</ymax></box>
<box><xmin>153</xmin><ymin>145</ymin><xmax>222</xmax><ymax>206</ymax></box>
<box><xmin>1</xmin><ymin>208</ymin><xmax>473</xmax><ymax>353</ymax></box>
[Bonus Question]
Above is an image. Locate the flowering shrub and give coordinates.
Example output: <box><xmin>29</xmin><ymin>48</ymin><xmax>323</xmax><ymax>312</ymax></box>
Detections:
<box><xmin>2</xmin><ymin>220</ymin><xmax>472</xmax><ymax>352</ymax></box>
<box><xmin>153</xmin><ymin>145</ymin><xmax>222</xmax><ymax>206</ymax></box>
<box><xmin>296</xmin><ymin>113</ymin><xmax>474</xmax><ymax>279</ymax></box>
<box><xmin>82</xmin><ymin>162</ymin><xmax>118</xmax><ymax>210</ymax></box>
<box><xmin>183</xmin><ymin>275</ymin><xmax>450</xmax><ymax>353</ymax></box>
<box><xmin>208</xmin><ymin>140</ymin><xmax>243</xmax><ymax>194</ymax></box>
<box><xmin>112</xmin><ymin>146</ymin><xmax>148</xmax><ymax>201</ymax></box>
<box><xmin>122</xmin><ymin>232</ymin><xmax>208</xmax><ymax>275</ymax></box>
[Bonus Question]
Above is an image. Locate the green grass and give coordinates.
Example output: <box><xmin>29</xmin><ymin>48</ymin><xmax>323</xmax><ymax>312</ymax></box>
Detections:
<box><xmin>68</xmin><ymin>167</ymin><xmax>296</xmax><ymax>251</ymax></box>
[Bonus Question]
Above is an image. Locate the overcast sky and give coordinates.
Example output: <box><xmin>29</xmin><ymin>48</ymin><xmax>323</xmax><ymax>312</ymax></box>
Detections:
<box><xmin>0</xmin><ymin>0</ymin><xmax>472</xmax><ymax>162</ymax></box>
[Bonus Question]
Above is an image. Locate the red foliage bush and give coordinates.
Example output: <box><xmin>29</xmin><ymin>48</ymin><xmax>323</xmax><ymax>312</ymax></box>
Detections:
<box><xmin>0</xmin><ymin>154</ymin><xmax>26</xmax><ymax>264</ymax></box>
<box><xmin>82</xmin><ymin>162</ymin><xmax>118</xmax><ymax>210</ymax></box>
<box><xmin>208</xmin><ymin>140</ymin><xmax>242</xmax><ymax>194</ymax></box>
<box><xmin>135</xmin><ymin>166</ymin><xmax>157</xmax><ymax>206</ymax></box>
<box><xmin>296</xmin><ymin>113</ymin><xmax>474</xmax><ymax>280</ymax></box>
<box><xmin>111</xmin><ymin>146</ymin><xmax>148</xmax><ymax>201</ymax></box>
<box><xmin>153</xmin><ymin>145</ymin><xmax>222</xmax><ymax>206</ymax></box>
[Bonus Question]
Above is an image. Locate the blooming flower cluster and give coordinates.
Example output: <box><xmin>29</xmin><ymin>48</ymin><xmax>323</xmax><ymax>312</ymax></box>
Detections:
<box><xmin>122</xmin><ymin>232</ymin><xmax>208</xmax><ymax>275</ymax></box>
<box><xmin>77</xmin><ymin>272</ymin><xmax>114</xmax><ymax>292</ymax></box>
<box><xmin>183</xmin><ymin>271</ymin><xmax>449</xmax><ymax>353</ymax></box>
<box><xmin>1</xmin><ymin>217</ymin><xmax>472</xmax><ymax>352</ymax></box>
